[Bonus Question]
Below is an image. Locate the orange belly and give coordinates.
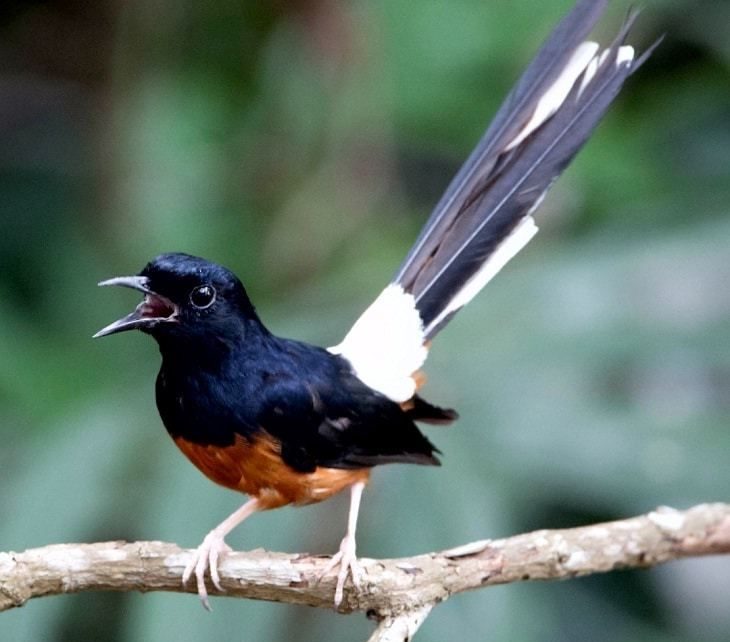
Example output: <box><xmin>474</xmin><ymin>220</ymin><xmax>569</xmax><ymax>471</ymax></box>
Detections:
<box><xmin>173</xmin><ymin>434</ymin><xmax>370</xmax><ymax>510</ymax></box>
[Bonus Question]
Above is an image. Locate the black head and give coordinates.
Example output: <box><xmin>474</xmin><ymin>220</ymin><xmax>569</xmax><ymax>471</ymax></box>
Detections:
<box><xmin>94</xmin><ymin>253</ymin><xmax>259</xmax><ymax>345</ymax></box>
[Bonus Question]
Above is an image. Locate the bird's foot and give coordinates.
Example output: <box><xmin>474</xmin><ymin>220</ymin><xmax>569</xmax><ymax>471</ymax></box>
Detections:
<box><xmin>320</xmin><ymin>532</ymin><xmax>363</xmax><ymax>607</ymax></box>
<box><xmin>182</xmin><ymin>530</ymin><xmax>233</xmax><ymax>610</ymax></box>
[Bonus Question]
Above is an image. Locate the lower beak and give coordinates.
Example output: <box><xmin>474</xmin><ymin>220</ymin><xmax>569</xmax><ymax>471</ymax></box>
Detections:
<box><xmin>93</xmin><ymin>276</ymin><xmax>179</xmax><ymax>338</ymax></box>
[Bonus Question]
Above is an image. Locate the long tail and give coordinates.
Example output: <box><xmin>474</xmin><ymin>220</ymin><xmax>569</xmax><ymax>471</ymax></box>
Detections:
<box><xmin>397</xmin><ymin>0</ymin><xmax>655</xmax><ymax>339</ymax></box>
<box><xmin>331</xmin><ymin>0</ymin><xmax>659</xmax><ymax>402</ymax></box>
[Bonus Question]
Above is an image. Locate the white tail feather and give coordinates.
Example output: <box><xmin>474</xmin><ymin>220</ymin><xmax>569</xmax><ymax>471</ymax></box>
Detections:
<box><xmin>424</xmin><ymin>216</ymin><xmax>538</xmax><ymax>336</ymax></box>
<box><xmin>616</xmin><ymin>45</ymin><xmax>635</xmax><ymax>66</ymax></box>
<box><xmin>505</xmin><ymin>41</ymin><xmax>599</xmax><ymax>151</ymax></box>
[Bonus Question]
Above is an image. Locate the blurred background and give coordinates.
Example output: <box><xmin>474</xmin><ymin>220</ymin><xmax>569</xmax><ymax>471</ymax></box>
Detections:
<box><xmin>1</xmin><ymin>0</ymin><xmax>729</xmax><ymax>640</ymax></box>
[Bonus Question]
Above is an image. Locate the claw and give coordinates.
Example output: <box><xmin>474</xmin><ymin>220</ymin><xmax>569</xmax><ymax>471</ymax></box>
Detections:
<box><xmin>180</xmin><ymin>498</ymin><xmax>260</xmax><ymax>610</ymax></box>
<box><xmin>320</xmin><ymin>532</ymin><xmax>364</xmax><ymax>607</ymax></box>
<box><xmin>182</xmin><ymin>530</ymin><xmax>232</xmax><ymax>610</ymax></box>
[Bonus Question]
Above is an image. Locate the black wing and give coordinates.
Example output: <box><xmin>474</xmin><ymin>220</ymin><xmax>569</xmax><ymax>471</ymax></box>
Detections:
<box><xmin>256</xmin><ymin>365</ymin><xmax>443</xmax><ymax>471</ymax></box>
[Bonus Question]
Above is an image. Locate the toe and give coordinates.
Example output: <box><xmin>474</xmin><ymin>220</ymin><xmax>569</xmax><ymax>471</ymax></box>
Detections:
<box><xmin>333</xmin><ymin>554</ymin><xmax>363</xmax><ymax>607</ymax></box>
<box><xmin>182</xmin><ymin>557</ymin><xmax>195</xmax><ymax>586</ymax></box>
<box><xmin>334</xmin><ymin>565</ymin><xmax>349</xmax><ymax>607</ymax></box>
<box><xmin>195</xmin><ymin>558</ymin><xmax>210</xmax><ymax>608</ymax></box>
<box><xmin>349</xmin><ymin>559</ymin><xmax>363</xmax><ymax>589</ymax></box>
<box><xmin>209</xmin><ymin>547</ymin><xmax>225</xmax><ymax>592</ymax></box>
<box><xmin>317</xmin><ymin>551</ymin><xmax>342</xmax><ymax>584</ymax></box>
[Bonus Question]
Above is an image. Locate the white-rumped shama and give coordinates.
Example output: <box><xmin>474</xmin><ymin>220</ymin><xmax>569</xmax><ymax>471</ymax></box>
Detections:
<box><xmin>95</xmin><ymin>0</ymin><xmax>657</xmax><ymax>610</ymax></box>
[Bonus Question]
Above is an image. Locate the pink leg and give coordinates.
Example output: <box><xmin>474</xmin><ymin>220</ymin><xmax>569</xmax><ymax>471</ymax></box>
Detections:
<box><xmin>321</xmin><ymin>481</ymin><xmax>366</xmax><ymax>607</ymax></box>
<box><xmin>182</xmin><ymin>497</ymin><xmax>260</xmax><ymax>610</ymax></box>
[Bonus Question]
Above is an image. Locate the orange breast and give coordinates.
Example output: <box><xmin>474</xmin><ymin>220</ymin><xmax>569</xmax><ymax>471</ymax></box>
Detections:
<box><xmin>173</xmin><ymin>434</ymin><xmax>370</xmax><ymax>510</ymax></box>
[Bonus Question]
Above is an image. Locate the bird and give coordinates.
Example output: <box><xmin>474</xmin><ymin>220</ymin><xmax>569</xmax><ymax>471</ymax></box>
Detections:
<box><xmin>95</xmin><ymin>0</ymin><xmax>657</xmax><ymax>610</ymax></box>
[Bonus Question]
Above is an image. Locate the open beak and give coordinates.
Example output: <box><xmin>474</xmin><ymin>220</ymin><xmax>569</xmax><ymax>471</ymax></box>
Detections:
<box><xmin>93</xmin><ymin>275</ymin><xmax>179</xmax><ymax>338</ymax></box>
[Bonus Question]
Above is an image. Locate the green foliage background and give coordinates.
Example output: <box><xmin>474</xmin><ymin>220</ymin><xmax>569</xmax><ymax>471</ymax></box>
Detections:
<box><xmin>1</xmin><ymin>0</ymin><xmax>729</xmax><ymax>640</ymax></box>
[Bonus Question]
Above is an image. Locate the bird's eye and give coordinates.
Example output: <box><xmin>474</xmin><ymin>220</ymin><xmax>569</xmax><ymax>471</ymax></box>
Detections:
<box><xmin>190</xmin><ymin>285</ymin><xmax>216</xmax><ymax>309</ymax></box>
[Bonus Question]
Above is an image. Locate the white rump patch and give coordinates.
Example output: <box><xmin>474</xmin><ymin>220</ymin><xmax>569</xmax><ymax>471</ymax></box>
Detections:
<box><xmin>506</xmin><ymin>41</ymin><xmax>599</xmax><ymax>151</ymax></box>
<box><xmin>329</xmin><ymin>284</ymin><xmax>427</xmax><ymax>402</ymax></box>
<box><xmin>424</xmin><ymin>216</ymin><xmax>539</xmax><ymax>336</ymax></box>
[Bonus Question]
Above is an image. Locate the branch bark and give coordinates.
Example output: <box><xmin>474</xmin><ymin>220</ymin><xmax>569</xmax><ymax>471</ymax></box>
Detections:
<box><xmin>2</xmin><ymin>503</ymin><xmax>729</xmax><ymax>638</ymax></box>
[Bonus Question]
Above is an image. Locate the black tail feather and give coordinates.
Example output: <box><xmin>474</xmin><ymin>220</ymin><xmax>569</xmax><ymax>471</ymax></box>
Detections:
<box><xmin>393</xmin><ymin>1</ymin><xmax>652</xmax><ymax>339</ymax></box>
<box><xmin>407</xmin><ymin>395</ymin><xmax>459</xmax><ymax>425</ymax></box>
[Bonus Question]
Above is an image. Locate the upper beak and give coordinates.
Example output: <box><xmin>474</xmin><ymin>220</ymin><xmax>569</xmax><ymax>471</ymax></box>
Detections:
<box><xmin>93</xmin><ymin>275</ymin><xmax>179</xmax><ymax>338</ymax></box>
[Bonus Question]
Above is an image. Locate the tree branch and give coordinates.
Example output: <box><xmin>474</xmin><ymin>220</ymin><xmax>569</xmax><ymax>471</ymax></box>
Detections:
<box><xmin>2</xmin><ymin>503</ymin><xmax>729</xmax><ymax>638</ymax></box>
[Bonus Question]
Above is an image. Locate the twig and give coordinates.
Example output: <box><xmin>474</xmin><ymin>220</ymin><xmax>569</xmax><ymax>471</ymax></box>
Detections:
<box><xmin>367</xmin><ymin>605</ymin><xmax>433</xmax><ymax>642</ymax></box>
<box><xmin>1</xmin><ymin>503</ymin><xmax>729</xmax><ymax>641</ymax></box>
